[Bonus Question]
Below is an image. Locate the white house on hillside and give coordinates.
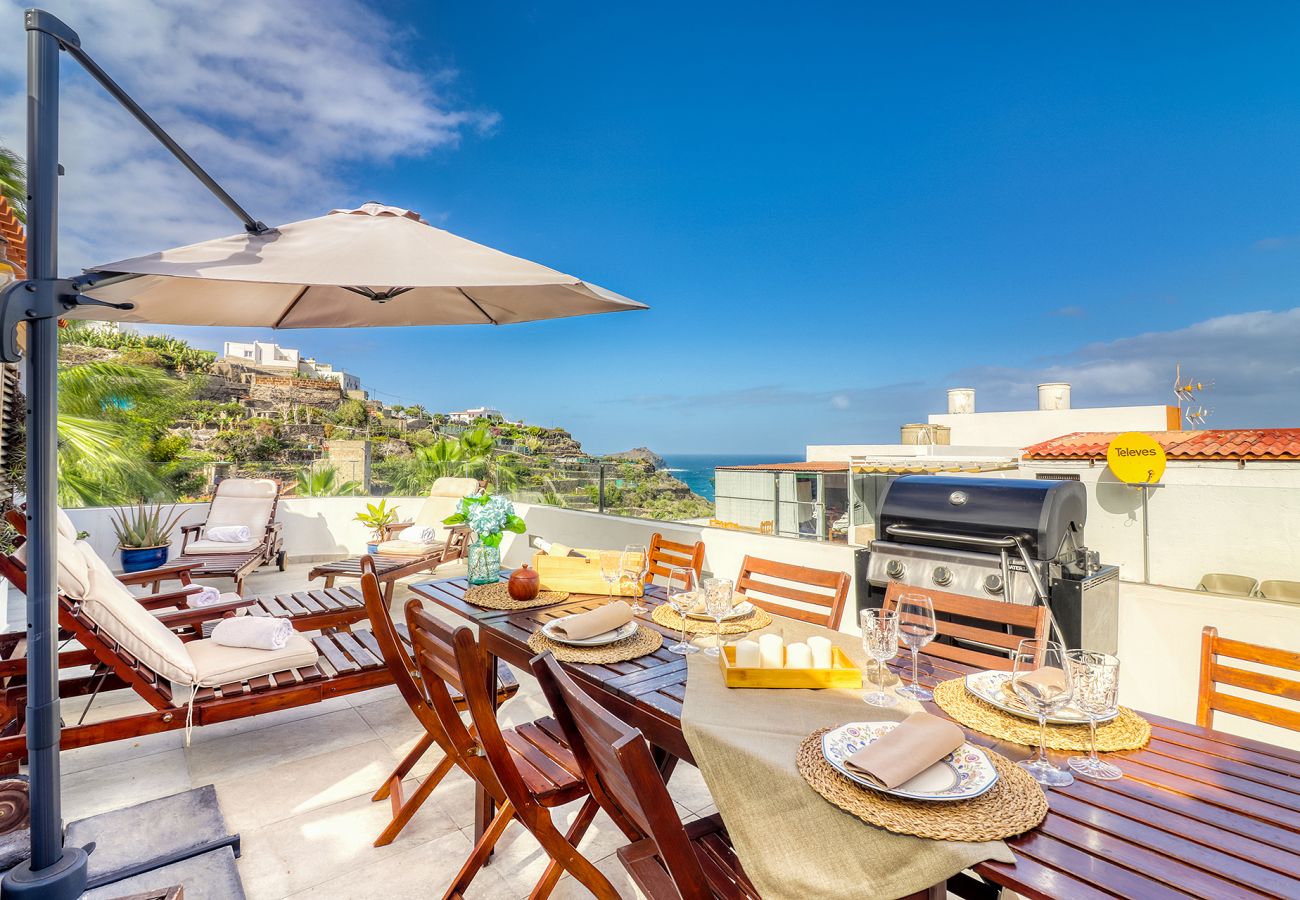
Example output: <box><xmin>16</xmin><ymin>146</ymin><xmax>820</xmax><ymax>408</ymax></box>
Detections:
<box><xmin>449</xmin><ymin>407</ymin><xmax>504</xmax><ymax>424</ymax></box>
<box><xmin>223</xmin><ymin>340</ymin><xmax>361</xmax><ymax>393</ymax></box>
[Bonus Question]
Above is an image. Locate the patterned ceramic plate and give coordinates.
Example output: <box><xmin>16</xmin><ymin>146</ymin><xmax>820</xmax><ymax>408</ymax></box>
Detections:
<box><xmin>821</xmin><ymin>721</ymin><xmax>999</xmax><ymax>802</ymax></box>
<box><xmin>964</xmin><ymin>670</ymin><xmax>1118</xmax><ymax>725</ymax></box>
<box><xmin>541</xmin><ymin>619</ymin><xmax>638</xmax><ymax>647</ymax></box>
<box><xmin>685</xmin><ymin>596</ymin><xmax>756</xmax><ymax>621</ymax></box>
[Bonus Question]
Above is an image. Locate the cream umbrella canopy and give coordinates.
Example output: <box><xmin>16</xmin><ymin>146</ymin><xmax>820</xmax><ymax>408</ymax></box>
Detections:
<box><xmin>76</xmin><ymin>202</ymin><xmax>647</xmax><ymax>327</ymax></box>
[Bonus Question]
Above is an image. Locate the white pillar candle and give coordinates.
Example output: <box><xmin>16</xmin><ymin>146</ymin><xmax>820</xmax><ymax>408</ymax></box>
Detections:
<box><xmin>807</xmin><ymin>635</ymin><xmax>833</xmax><ymax>669</ymax></box>
<box><xmin>758</xmin><ymin>633</ymin><xmax>784</xmax><ymax>668</ymax></box>
<box><xmin>785</xmin><ymin>642</ymin><xmax>812</xmax><ymax>669</ymax></box>
<box><xmin>734</xmin><ymin>639</ymin><xmax>762</xmax><ymax>669</ymax></box>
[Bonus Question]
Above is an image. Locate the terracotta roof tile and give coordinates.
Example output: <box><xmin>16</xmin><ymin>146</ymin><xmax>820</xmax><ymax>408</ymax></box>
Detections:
<box><xmin>0</xmin><ymin>196</ymin><xmax>25</xmax><ymax>275</ymax></box>
<box><xmin>1022</xmin><ymin>429</ymin><xmax>1300</xmax><ymax>462</ymax></box>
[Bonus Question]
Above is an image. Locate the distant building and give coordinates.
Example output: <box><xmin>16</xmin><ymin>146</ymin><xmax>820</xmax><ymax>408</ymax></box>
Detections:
<box><xmin>223</xmin><ymin>340</ymin><xmax>362</xmax><ymax>395</ymax></box>
<box><xmin>449</xmin><ymin>407</ymin><xmax>504</xmax><ymax>424</ymax></box>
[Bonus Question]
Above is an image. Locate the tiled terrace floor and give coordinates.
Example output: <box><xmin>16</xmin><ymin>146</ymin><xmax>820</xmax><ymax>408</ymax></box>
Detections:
<box><xmin>6</xmin><ymin>562</ymin><xmax>1298</xmax><ymax>897</ymax></box>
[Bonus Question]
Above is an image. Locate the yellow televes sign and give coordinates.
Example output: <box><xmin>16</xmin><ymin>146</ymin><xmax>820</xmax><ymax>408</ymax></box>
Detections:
<box><xmin>1106</xmin><ymin>432</ymin><xmax>1167</xmax><ymax>484</ymax></box>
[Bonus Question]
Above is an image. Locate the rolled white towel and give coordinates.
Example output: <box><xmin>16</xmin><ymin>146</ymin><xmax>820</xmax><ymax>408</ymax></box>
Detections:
<box><xmin>398</xmin><ymin>524</ymin><xmax>437</xmax><ymax>544</ymax></box>
<box><xmin>186</xmin><ymin>585</ymin><xmax>225</xmax><ymax>608</ymax></box>
<box><xmin>206</xmin><ymin>525</ymin><xmax>252</xmax><ymax>543</ymax></box>
<box><xmin>211</xmin><ymin>615</ymin><xmax>292</xmax><ymax>651</ymax></box>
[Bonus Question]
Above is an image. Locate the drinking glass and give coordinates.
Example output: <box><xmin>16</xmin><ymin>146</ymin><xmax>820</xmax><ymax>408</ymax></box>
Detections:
<box><xmin>665</xmin><ymin>566</ymin><xmax>700</xmax><ymax>655</ymax></box>
<box><xmin>895</xmin><ymin>593</ymin><xmax>937</xmax><ymax>701</ymax></box>
<box><xmin>1067</xmin><ymin>650</ymin><xmax>1123</xmax><ymax>781</ymax></box>
<box><xmin>701</xmin><ymin>577</ymin><xmax>735</xmax><ymax>657</ymax></box>
<box><xmin>1011</xmin><ymin>639</ymin><xmax>1075</xmax><ymax>787</ymax></box>
<box><xmin>622</xmin><ymin>544</ymin><xmax>649</xmax><ymax>614</ymax></box>
<box><xmin>860</xmin><ymin>608</ymin><xmax>900</xmax><ymax>707</ymax></box>
<box><xmin>599</xmin><ymin>550</ymin><xmax>622</xmax><ymax>602</ymax></box>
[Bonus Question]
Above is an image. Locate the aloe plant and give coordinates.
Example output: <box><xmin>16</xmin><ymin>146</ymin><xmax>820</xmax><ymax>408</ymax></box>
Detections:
<box><xmin>111</xmin><ymin>503</ymin><xmax>186</xmax><ymax>548</ymax></box>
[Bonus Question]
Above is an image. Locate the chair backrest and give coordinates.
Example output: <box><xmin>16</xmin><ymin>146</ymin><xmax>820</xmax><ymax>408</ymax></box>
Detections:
<box><xmin>646</xmin><ymin>533</ymin><xmax>705</xmax><ymax>585</ymax></box>
<box><xmin>530</xmin><ymin>652</ymin><xmax>713</xmax><ymax>900</ymax></box>
<box><xmin>1197</xmin><ymin>573</ymin><xmax>1258</xmax><ymax>597</ymax></box>
<box><xmin>403</xmin><ymin>601</ymin><xmax>510</xmax><ymax>802</ymax></box>
<box><xmin>1257</xmin><ymin>580</ymin><xmax>1300</xmax><ymax>604</ymax></box>
<box><xmin>883</xmin><ymin>583</ymin><xmax>1048</xmax><ymax>672</ymax></box>
<box><xmin>1197</xmin><ymin>626</ymin><xmax>1300</xmax><ymax>733</ymax></box>
<box><xmin>412</xmin><ymin>476</ymin><xmax>481</xmax><ymax>537</ymax></box>
<box><xmin>207</xmin><ymin>478</ymin><xmax>278</xmax><ymax>536</ymax></box>
<box><xmin>359</xmin><ymin>557</ymin><xmax>429</xmax><ymax>718</ymax></box>
<box><xmin>734</xmin><ymin>555</ymin><xmax>851</xmax><ymax>628</ymax></box>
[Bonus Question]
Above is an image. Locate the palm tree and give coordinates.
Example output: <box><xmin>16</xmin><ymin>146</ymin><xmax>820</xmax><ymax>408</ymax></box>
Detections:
<box><xmin>295</xmin><ymin>465</ymin><xmax>361</xmax><ymax>497</ymax></box>
<box><xmin>56</xmin><ymin>361</ymin><xmax>179</xmax><ymax>506</ymax></box>
<box><xmin>0</xmin><ymin>144</ymin><xmax>24</xmax><ymax>223</ymax></box>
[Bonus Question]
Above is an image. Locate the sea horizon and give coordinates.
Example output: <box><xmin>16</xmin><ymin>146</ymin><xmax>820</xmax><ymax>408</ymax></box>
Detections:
<box><xmin>659</xmin><ymin>452</ymin><xmax>802</xmax><ymax>503</ymax></box>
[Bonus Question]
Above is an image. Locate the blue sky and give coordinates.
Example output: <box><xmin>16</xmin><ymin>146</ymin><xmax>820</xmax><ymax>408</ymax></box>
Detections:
<box><xmin>6</xmin><ymin>1</ymin><xmax>1300</xmax><ymax>453</ymax></box>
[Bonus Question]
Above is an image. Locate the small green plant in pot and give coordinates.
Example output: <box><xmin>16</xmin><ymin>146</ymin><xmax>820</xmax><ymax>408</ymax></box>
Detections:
<box><xmin>112</xmin><ymin>503</ymin><xmax>186</xmax><ymax>573</ymax></box>
<box><xmin>444</xmin><ymin>493</ymin><xmax>525</xmax><ymax>585</ymax></box>
<box><xmin>353</xmin><ymin>499</ymin><xmax>400</xmax><ymax>554</ymax></box>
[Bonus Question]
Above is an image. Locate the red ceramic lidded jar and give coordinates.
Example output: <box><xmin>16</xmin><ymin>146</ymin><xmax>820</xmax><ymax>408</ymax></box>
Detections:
<box><xmin>508</xmin><ymin>564</ymin><xmax>540</xmax><ymax>601</ymax></box>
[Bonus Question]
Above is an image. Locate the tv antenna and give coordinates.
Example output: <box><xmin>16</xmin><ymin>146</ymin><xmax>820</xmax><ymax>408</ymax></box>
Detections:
<box><xmin>1173</xmin><ymin>363</ymin><xmax>1213</xmax><ymax>427</ymax></box>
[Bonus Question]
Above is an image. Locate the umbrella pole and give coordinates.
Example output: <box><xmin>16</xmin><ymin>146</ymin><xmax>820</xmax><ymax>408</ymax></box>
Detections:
<box><xmin>0</xmin><ymin>10</ymin><xmax>89</xmax><ymax>899</ymax></box>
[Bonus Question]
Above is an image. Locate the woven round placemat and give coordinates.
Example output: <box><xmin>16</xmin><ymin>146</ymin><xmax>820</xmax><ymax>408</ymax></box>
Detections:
<box><xmin>796</xmin><ymin>727</ymin><xmax>1047</xmax><ymax>842</ymax></box>
<box><xmin>463</xmin><ymin>583</ymin><xmax>569</xmax><ymax>610</ymax></box>
<box><xmin>933</xmin><ymin>678</ymin><xmax>1150</xmax><ymax>752</ymax></box>
<box><xmin>528</xmin><ymin>625</ymin><xmax>663</xmax><ymax>663</ymax></box>
<box><xmin>650</xmin><ymin>602</ymin><xmax>773</xmax><ymax>635</ymax></box>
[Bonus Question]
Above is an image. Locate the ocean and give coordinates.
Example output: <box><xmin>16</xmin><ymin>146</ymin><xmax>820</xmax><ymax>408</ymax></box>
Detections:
<box><xmin>660</xmin><ymin>453</ymin><xmax>802</xmax><ymax>503</ymax></box>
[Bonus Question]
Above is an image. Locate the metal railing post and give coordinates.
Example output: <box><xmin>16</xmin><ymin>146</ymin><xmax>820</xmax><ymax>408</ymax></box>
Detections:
<box><xmin>598</xmin><ymin>464</ymin><xmax>606</xmax><ymax>514</ymax></box>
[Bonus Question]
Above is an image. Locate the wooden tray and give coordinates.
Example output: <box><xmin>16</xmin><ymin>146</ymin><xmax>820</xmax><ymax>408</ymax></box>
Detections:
<box><xmin>719</xmin><ymin>645</ymin><xmax>862</xmax><ymax>689</ymax></box>
<box><xmin>530</xmin><ymin>549</ymin><xmax>645</xmax><ymax>596</ymax></box>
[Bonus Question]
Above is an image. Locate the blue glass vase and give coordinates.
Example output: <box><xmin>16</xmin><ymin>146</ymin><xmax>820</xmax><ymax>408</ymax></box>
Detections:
<box><xmin>467</xmin><ymin>540</ymin><xmax>501</xmax><ymax>585</ymax></box>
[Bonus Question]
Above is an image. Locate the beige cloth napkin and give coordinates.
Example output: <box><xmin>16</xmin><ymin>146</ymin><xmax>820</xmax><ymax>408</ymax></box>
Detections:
<box><xmin>681</xmin><ymin>616</ymin><xmax>1013</xmax><ymax>900</ymax></box>
<box><xmin>843</xmin><ymin>711</ymin><xmax>966</xmax><ymax>790</ymax></box>
<box><xmin>551</xmin><ymin>600</ymin><xmax>633</xmax><ymax>640</ymax></box>
<box><xmin>1015</xmin><ymin>666</ymin><xmax>1070</xmax><ymax>703</ymax></box>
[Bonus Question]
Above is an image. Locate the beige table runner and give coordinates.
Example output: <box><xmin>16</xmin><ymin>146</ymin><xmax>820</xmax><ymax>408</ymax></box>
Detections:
<box><xmin>681</xmin><ymin>617</ymin><xmax>1014</xmax><ymax>900</ymax></box>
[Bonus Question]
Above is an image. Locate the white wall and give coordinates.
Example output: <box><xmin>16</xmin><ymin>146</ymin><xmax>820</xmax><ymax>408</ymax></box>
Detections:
<box><xmin>927</xmin><ymin>405</ymin><xmax>1175</xmax><ymax>449</ymax></box>
<box><xmin>805</xmin><ymin>444</ymin><xmax>1021</xmax><ymax>462</ymax></box>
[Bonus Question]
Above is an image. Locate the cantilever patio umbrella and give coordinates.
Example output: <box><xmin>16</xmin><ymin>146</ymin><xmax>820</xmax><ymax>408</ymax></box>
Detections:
<box><xmin>78</xmin><ymin>201</ymin><xmax>646</xmax><ymax>327</ymax></box>
<box><xmin>0</xmin><ymin>10</ymin><xmax>644</xmax><ymax>896</ymax></box>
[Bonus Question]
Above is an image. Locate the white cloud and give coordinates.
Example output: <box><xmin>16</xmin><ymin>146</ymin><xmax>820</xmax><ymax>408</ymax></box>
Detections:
<box><xmin>0</xmin><ymin>0</ymin><xmax>497</xmax><ymax>269</ymax></box>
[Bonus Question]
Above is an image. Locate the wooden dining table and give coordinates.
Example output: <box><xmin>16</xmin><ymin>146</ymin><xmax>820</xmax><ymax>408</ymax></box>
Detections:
<box><xmin>410</xmin><ymin>576</ymin><xmax>1300</xmax><ymax>900</ymax></box>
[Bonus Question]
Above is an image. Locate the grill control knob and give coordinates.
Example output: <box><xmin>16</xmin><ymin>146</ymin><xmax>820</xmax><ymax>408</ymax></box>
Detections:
<box><xmin>932</xmin><ymin>566</ymin><xmax>953</xmax><ymax>587</ymax></box>
<box><xmin>885</xmin><ymin>559</ymin><xmax>906</xmax><ymax>580</ymax></box>
<box><xmin>983</xmin><ymin>574</ymin><xmax>1004</xmax><ymax>595</ymax></box>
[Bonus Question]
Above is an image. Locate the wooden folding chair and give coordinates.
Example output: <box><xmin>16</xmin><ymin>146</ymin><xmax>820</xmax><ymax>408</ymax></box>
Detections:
<box><xmin>405</xmin><ymin>602</ymin><xmax>617</xmax><ymax>898</ymax></box>
<box><xmin>734</xmin><ymin>555</ymin><xmax>851</xmax><ymax>629</ymax></box>
<box><xmin>882</xmin><ymin>584</ymin><xmax>1048</xmax><ymax>671</ymax></box>
<box><xmin>646</xmin><ymin>532</ymin><xmax>705</xmax><ymax>586</ymax></box>
<box><xmin>1197</xmin><ymin>626</ymin><xmax>1300</xmax><ymax>733</ymax></box>
<box><xmin>357</xmin><ymin>557</ymin><xmax>518</xmax><ymax>847</ymax></box>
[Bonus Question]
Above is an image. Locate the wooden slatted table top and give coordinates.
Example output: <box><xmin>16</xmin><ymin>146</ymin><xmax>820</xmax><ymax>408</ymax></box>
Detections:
<box><xmin>416</xmin><ymin>575</ymin><xmax>1300</xmax><ymax>900</ymax></box>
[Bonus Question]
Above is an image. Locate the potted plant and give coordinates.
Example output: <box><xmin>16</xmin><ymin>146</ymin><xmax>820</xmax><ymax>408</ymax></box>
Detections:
<box><xmin>444</xmin><ymin>492</ymin><xmax>525</xmax><ymax>585</ymax></box>
<box><xmin>353</xmin><ymin>499</ymin><xmax>400</xmax><ymax>554</ymax></box>
<box><xmin>111</xmin><ymin>503</ymin><xmax>186</xmax><ymax>573</ymax></box>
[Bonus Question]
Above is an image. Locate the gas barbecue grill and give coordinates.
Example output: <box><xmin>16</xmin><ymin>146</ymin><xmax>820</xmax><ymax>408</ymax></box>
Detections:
<box><xmin>865</xmin><ymin>475</ymin><xmax>1118</xmax><ymax>653</ymax></box>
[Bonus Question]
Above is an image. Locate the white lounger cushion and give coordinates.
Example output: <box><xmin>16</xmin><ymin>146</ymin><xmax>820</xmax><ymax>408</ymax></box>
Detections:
<box><xmin>407</xmin><ymin>476</ymin><xmax>479</xmax><ymax>543</ymax></box>
<box><xmin>202</xmin><ymin>478</ymin><xmax>277</xmax><ymax>542</ymax></box>
<box><xmin>183</xmin><ymin>538</ymin><xmax>263</xmax><ymax>555</ymax></box>
<box><xmin>14</xmin><ymin>536</ymin><xmax>92</xmax><ymax>598</ymax></box>
<box><xmin>375</xmin><ymin>539</ymin><xmax>440</xmax><ymax>558</ymax></box>
<box><xmin>184</xmin><ymin>632</ymin><xmax>318</xmax><ymax>687</ymax></box>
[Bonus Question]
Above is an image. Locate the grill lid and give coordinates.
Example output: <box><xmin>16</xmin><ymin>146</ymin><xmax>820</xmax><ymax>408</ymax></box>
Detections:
<box><xmin>876</xmin><ymin>475</ymin><xmax>1086</xmax><ymax>560</ymax></box>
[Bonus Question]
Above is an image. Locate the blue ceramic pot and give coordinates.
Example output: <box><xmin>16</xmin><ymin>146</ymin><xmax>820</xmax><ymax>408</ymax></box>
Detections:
<box><xmin>120</xmin><ymin>544</ymin><xmax>170</xmax><ymax>573</ymax></box>
<box><xmin>367</xmin><ymin>542</ymin><xmax>380</xmax><ymax>555</ymax></box>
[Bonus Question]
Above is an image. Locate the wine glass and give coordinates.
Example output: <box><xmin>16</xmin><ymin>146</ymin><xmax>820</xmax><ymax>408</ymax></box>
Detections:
<box><xmin>622</xmin><ymin>544</ymin><xmax>649</xmax><ymax>614</ymax></box>
<box><xmin>599</xmin><ymin>550</ymin><xmax>622</xmax><ymax>603</ymax></box>
<box><xmin>1067</xmin><ymin>650</ymin><xmax>1122</xmax><ymax>781</ymax></box>
<box><xmin>895</xmin><ymin>593</ymin><xmax>937</xmax><ymax>701</ymax></box>
<box><xmin>1011</xmin><ymin>639</ymin><xmax>1075</xmax><ymax>787</ymax></box>
<box><xmin>665</xmin><ymin>566</ymin><xmax>700</xmax><ymax>655</ymax></box>
<box><xmin>701</xmin><ymin>577</ymin><xmax>735</xmax><ymax>657</ymax></box>
<box><xmin>860</xmin><ymin>608</ymin><xmax>900</xmax><ymax>707</ymax></box>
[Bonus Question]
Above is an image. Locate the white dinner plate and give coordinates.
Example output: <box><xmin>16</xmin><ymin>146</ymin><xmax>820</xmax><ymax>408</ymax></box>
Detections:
<box><xmin>541</xmin><ymin>619</ymin><xmax>638</xmax><ymax>647</ymax></box>
<box><xmin>964</xmin><ymin>670</ymin><xmax>1118</xmax><ymax>725</ymax></box>
<box><xmin>821</xmin><ymin>721</ymin><xmax>999</xmax><ymax>802</ymax></box>
<box><xmin>685</xmin><ymin>597</ymin><xmax>757</xmax><ymax>621</ymax></box>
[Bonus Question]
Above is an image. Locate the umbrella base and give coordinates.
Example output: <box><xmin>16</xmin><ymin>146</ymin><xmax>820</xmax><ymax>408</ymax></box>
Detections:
<box><xmin>1</xmin><ymin>845</ymin><xmax>88</xmax><ymax>900</ymax></box>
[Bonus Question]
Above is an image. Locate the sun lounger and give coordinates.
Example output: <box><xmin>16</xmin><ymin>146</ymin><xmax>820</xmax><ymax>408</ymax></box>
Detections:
<box><xmin>178</xmin><ymin>478</ymin><xmax>286</xmax><ymax>593</ymax></box>
<box><xmin>0</xmin><ymin>543</ymin><xmax>516</xmax><ymax>769</ymax></box>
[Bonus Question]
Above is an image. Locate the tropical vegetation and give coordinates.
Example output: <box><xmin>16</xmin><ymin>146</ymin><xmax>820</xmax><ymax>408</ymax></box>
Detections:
<box><xmin>110</xmin><ymin>502</ymin><xmax>186</xmax><ymax>549</ymax></box>
<box><xmin>294</xmin><ymin>465</ymin><xmax>361</xmax><ymax>497</ymax></box>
